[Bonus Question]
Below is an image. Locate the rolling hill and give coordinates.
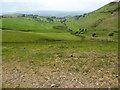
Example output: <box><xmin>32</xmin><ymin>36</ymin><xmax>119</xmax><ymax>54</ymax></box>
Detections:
<box><xmin>67</xmin><ymin>1</ymin><xmax>119</xmax><ymax>30</ymax></box>
<box><xmin>2</xmin><ymin>1</ymin><xmax>119</xmax><ymax>88</ymax></box>
<box><xmin>1</xmin><ymin>1</ymin><xmax>119</xmax><ymax>42</ymax></box>
<box><xmin>1</xmin><ymin>14</ymin><xmax>82</xmax><ymax>42</ymax></box>
<box><xmin>66</xmin><ymin>1</ymin><xmax>119</xmax><ymax>41</ymax></box>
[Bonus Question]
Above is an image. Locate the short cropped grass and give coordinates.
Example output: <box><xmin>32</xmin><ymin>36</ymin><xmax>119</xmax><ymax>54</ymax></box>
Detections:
<box><xmin>2</xmin><ymin>41</ymin><xmax>118</xmax><ymax>88</ymax></box>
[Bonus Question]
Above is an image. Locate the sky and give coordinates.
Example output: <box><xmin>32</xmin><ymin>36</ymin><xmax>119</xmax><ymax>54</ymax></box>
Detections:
<box><xmin>1</xmin><ymin>0</ymin><xmax>115</xmax><ymax>13</ymax></box>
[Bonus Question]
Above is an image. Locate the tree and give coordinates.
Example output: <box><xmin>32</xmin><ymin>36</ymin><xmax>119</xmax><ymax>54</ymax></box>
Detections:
<box><xmin>61</xmin><ymin>19</ymin><xmax>66</xmax><ymax>23</ymax></box>
<box><xmin>22</xmin><ymin>14</ymin><xmax>26</xmax><ymax>17</ymax></box>
<box><xmin>47</xmin><ymin>17</ymin><xmax>53</xmax><ymax>22</ymax></box>
<box><xmin>84</xmin><ymin>29</ymin><xmax>88</xmax><ymax>31</ymax></box>
<box><xmin>51</xmin><ymin>16</ymin><xmax>56</xmax><ymax>18</ymax></box>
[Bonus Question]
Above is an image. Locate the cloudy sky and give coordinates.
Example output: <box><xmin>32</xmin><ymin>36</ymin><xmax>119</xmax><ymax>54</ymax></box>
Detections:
<box><xmin>1</xmin><ymin>0</ymin><xmax>115</xmax><ymax>12</ymax></box>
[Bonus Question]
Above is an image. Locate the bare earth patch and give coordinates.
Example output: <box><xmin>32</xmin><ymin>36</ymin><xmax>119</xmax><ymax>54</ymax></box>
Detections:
<box><xmin>2</xmin><ymin>43</ymin><xmax>118</xmax><ymax>88</ymax></box>
<box><xmin>2</xmin><ymin>55</ymin><xmax>118</xmax><ymax>88</ymax></box>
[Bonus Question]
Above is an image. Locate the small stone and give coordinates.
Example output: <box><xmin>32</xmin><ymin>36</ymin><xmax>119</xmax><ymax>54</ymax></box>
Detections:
<box><xmin>70</xmin><ymin>55</ymin><xmax>73</xmax><ymax>57</ymax></box>
<box><xmin>116</xmin><ymin>75</ymin><xmax>119</xmax><ymax>77</ymax></box>
<box><xmin>99</xmin><ymin>78</ymin><xmax>103</xmax><ymax>81</ymax></box>
<box><xmin>51</xmin><ymin>84</ymin><xmax>60</xmax><ymax>88</ymax></box>
<box><xmin>47</xmin><ymin>77</ymin><xmax>50</xmax><ymax>80</ymax></box>
<box><xmin>96</xmin><ymin>82</ymin><xmax>99</xmax><ymax>85</ymax></box>
<box><xmin>106</xmin><ymin>71</ymin><xmax>109</xmax><ymax>73</ymax></box>
<box><xmin>20</xmin><ymin>75</ymin><xmax>24</xmax><ymax>78</ymax></box>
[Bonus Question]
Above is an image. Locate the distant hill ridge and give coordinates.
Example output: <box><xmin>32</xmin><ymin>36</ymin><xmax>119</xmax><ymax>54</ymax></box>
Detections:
<box><xmin>1</xmin><ymin>11</ymin><xmax>89</xmax><ymax>17</ymax></box>
<box><xmin>1</xmin><ymin>1</ymin><xmax>119</xmax><ymax>42</ymax></box>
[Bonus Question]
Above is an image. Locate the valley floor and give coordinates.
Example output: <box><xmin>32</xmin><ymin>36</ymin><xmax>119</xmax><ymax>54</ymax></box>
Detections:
<box><xmin>2</xmin><ymin>41</ymin><xmax>118</xmax><ymax>88</ymax></box>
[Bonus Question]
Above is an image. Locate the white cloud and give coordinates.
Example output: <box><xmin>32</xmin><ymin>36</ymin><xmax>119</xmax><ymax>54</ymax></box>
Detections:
<box><xmin>1</xmin><ymin>0</ymin><xmax>115</xmax><ymax>12</ymax></box>
<box><xmin>2</xmin><ymin>0</ymin><xmax>42</xmax><ymax>2</ymax></box>
<box><xmin>2</xmin><ymin>0</ymin><xmax>114</xmax><ymax>3</ymax></box>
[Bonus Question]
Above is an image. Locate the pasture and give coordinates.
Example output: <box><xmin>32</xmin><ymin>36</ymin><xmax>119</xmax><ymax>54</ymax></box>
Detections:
<box><xmin>2</xmin><ymin>41</ymin><xmax>118</xmax><ymax>88</ymax></box>
<box><xmin>1</xmin><ymin>1</ymin><xmax>119</xmax><ymax>88</ymax></box>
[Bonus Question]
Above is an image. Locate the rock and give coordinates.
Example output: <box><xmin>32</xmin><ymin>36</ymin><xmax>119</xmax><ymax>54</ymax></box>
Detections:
<box><xmin>70</xmin><ymin>55</ymin><xmax>73</xmax><ymax>57</ymax></box>
<box><xmin>47</xmin><ymin>77</ymin><xmax>50</xmax><ymax>80</ymax></box>
<box><xmin>106</xmin><ymin>71</ymin><xmax>109</xmax><ymax>73</ymax></box>
<box><xmin>96</xmin><ymin>82</ymin><xmax>99</xmax><ymax>85</ymax></box>
<box><xmin>116</xmin><ymin>75</ymin><xmax>119</xmax><ymax>77</ymax></box>
<box><xmin>20</xmin><ymin>75</ymin><xmax>25</xmax><ymax>78</ymax></box>
<box><xmin>51</xmin><ymin>84</ymin><xmax>60</xmax><ymax>88</ymax></box>
<box><xmin>99</xmin><ymin>78</ymin><xmax>103</xmax><ymax>81</ymax></box>
<box><xmin>45</xmin><ymin>77</ymin><xmax>50</xmax><ymax>80</ymax></box>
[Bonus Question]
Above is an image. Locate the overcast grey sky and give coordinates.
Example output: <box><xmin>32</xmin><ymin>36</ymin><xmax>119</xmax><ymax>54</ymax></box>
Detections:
<box><xmin>1</xmin><ymin>0</ymin><xmax>115</xmax><ymax>12</ymax></box>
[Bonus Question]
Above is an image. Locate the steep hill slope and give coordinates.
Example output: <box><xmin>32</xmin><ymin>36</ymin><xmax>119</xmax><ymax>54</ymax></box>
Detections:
<box><xmin>65</xmin><ymin>1</ymin><xmax>119</xmax><ymax>41</ymax></box>
<box><xmin>67</xmin><ymin>1</ymin><xmax>119</xmax><ymax>31</ymax></box>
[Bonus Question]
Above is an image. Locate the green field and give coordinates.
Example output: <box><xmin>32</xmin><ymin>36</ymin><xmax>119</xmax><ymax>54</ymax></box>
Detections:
<box><xmin>1</xmin><ymin>1</ymin><xmax>119</xmax><ymax>88</ymax></box>
<box><xmin>1</xmin><ymin>16</ymin><xmax>83</xmax><ymax>42</ymax></box>
<box><xmin>2</xmin><ymin>41</ymin><xmax>118</xmax><ymax>88</ymax></box>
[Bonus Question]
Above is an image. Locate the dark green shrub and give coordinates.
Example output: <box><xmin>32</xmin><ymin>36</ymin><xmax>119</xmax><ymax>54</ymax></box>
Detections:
<box><xmin>92</xmin><ymin>33</ymin><xmax>96</xmax><ymax>37</ymax></box>
<box><xmin>22</xmin><ymin>14</ymin><xmax>26</xmax><ymax>17</ymax></box>
<box><xmin>108</xmin><ymin>33</ymin><xmax>114</xmax><ymax>36</ymax></box>
<box><xmin>47</xmin><ymin>17</ymin><xmax>53</xmax><ymax>22</ymax></box>
<box><xmin>84</xmin><ymin>29</ymin><xmax>88</xmax><ymax>31</ymax></box>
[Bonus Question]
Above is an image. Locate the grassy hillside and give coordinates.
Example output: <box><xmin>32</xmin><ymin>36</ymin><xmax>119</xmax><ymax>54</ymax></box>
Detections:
<box><xmin>1</xmin><ymin>15</ymin><xmax>83</xmax><ymax>42</ymax></box>
<box><xmin>1</xmin><ymin>1</ymin><xmax>119</xmax><ymax>42</ymax></box>
<box><xmin>2</xmin><ymin>30</ymin><xmax>81</xmax><ymax>42</ymax></box>
<box><xmin>1</xmin><ymin>1</ymin><xmax>119</xmax><ymax>88</ymax></box>
<box><xmin>67</xmin><ymin>1</ymin><xmax>119</xmax><ymax>30</ymax></box>
<box><xmin>1</xmin><ymin>17</ymin><xmax>67</xmax><ymax>33</ymax></box>
<box><xmin>65</xmin><ymin>1</ymin><xmax>119</xmax><ymax>42</ymax></box>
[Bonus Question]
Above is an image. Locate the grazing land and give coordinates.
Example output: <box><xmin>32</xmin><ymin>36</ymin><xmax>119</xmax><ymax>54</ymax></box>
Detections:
<box><xmin>1</xmin><ymin>1</ymin><xmax>119</xmax><ymax>88</ymax></box>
